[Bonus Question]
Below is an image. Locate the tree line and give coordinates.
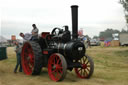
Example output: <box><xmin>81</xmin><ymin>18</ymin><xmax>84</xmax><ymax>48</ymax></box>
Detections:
<box><xmin>93</xmin><ymin>28</ymin><xmax>128</xmax><ymax>39</ymax></box>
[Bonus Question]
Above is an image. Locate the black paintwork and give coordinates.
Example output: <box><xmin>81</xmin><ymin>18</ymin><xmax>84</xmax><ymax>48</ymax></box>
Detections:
<box><xmin>37</xmin><ymin>5</ymin><xmax>86</xmax><ymax>70</ymax></box>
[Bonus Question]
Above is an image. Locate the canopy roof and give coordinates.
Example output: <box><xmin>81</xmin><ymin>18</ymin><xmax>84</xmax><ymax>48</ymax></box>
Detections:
<box><xmin>0</xmin><ymin>36</ymin><xmax>8</xmax><ymax>43</ymax></box>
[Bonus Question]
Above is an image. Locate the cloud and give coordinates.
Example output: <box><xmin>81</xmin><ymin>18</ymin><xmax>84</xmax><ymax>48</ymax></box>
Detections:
<box><xmin>0</xmin><ymin>0</ymin><xmax>127</xmax><ymax>38</ymax></box>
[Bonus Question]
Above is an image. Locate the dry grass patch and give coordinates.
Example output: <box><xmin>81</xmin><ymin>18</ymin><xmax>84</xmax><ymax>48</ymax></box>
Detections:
<box><xmin>0</xmin><ymin>46</ymin><xmax>128</xmax><ymax>85</ymax></box>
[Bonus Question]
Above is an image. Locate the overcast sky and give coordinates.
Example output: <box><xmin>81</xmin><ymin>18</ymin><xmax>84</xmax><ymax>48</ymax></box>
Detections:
<box><xmin>0</xmin><ymin>0</ymin><xmax>127</xmax><ymax>39</ymax></box>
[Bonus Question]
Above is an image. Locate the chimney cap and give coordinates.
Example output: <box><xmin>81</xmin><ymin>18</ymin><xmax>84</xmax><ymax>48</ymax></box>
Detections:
<box><xmin>71</xmin><ymin>5</ymin><xmax>79</xmax><ymax>8</ymax></box>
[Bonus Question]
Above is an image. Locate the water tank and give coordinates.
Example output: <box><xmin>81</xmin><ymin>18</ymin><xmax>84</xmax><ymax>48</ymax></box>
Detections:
<box><xmin>0</xmin><ymin>47</ymin><xmax>8</xmax><ymax>60</ymax></box>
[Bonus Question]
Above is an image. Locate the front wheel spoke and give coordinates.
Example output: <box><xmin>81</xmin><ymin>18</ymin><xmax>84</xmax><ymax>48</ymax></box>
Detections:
<box><xmin>58</xmin><ymin>69</ymin><xmax>63</xmax><ymax>73</ymax></box>
<box><xmin>58</xmin><ymin>62</ymin><xmax>62</xmax><ymax>66</ymax></box>
<box><xmin>56</xmin><ymin>70</ymin><xmax>61</xmax><ymax>79</ymax></box>
<box><xmin>53</xmin><ymin>59</ymin><xmax>56</xmax><ymax>64</ymax></box>
<box><xmin>57</xmin><ymin>66</ymin><xmax>62</xmax><ymax>69</ymax></box>
<box><xmin>55</xmin><ymin>56</ymin><xmax>58</xmax><ymax>63</ymax></box>
<box><xmin>51</xmin><ymin>69</ymin><xmax>56</xmax><ymax>75</ymax></box>
<box><xmin>57</xmin><ymin>59</ymin><xmax>60</xmax><ymax>64</ymax></box>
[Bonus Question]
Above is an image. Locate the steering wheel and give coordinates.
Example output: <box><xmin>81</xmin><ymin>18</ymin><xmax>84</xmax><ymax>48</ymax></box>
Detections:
<box><xmin>51</xmin><ymin>27</ymin><xmax>62</xmax><ymax>36</ymax></box>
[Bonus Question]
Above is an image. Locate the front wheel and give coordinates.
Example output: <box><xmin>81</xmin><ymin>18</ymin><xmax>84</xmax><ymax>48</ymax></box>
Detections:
<box><xmin>75</xmin><ymin>55</ymin><xmax>94</xmax><ymax>79</ymax></box>
<box><xmin>48</xmin><ymin>53</ymin><xmax>67</xmax><ymax>81</ymax></box>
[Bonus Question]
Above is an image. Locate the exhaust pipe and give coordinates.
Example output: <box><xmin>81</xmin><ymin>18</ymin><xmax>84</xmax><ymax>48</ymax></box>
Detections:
<box><xmin>71</xmin><ymin>5</ymin><xmax>78</xmax><ymax>40</ymax></box>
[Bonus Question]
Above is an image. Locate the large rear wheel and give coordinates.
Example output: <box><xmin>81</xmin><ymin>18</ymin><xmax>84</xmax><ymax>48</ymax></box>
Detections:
<box><xmin>75</xmin><ymin>55</ymin><xmax>94</xmax><ymax>79</ymax></box>
<box><xmin>48</xmin><ymin>53</ymin><xmax>67</xmax><ymax>81</ymax></box>
<box><xmin>21</xmin><ymin>41</ymin><xmax>43</xmax><ymax>75</ymax></box>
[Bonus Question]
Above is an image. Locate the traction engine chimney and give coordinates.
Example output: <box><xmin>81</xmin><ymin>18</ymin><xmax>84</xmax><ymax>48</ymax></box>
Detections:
<box><xmin>71</xmin><ymin>5</ymin><xmax>78</xmax><ymax>40</ymax></box>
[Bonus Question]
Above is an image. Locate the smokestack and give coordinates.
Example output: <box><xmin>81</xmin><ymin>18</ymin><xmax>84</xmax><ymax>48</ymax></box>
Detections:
<box><xmin>71</xmin><ymin>5</ymin><xmax>78</xmax><ymax>40</ymax></box>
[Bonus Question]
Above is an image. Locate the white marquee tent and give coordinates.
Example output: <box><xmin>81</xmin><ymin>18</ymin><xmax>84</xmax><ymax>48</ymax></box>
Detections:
<box><xmin>0</xmin><ymin>36</ymin><xmax>8</xmax><ymax>43</ymax></box>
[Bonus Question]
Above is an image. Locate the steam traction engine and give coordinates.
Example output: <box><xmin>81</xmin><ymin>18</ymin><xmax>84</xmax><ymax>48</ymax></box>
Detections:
<box><xmin>21</xmin><ymin>5</ymin><xmax>94</xmax><ymax>81</ymax></box>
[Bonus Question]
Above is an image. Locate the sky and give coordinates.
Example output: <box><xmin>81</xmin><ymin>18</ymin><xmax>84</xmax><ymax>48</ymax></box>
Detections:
<box><xmin>0</xmin><ymin>0</ymin><xmax>127</xmax><ymax>39</ymax></box>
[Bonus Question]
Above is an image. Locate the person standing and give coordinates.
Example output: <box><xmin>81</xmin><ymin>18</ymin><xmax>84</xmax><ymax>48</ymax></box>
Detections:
<box><xmin>14</xmin><ymin>41</ymin><xmax>22</xmax><ymax>73</ymax></box>
<box><xmin>83</xmin><ymin>36</ymin><xmax>88</xmax><ymax>48</ymax></box>
<box><xmin>87</xmin><ymin>37</ymin><xmax>91</xmax><ymax>48</ymax></box>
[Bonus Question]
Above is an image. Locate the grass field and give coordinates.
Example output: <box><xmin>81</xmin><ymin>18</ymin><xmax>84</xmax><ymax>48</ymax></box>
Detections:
<box><xmin>0</xmin><ymin>46</ymin><xmax>128</xmax><ymax>85</ymax></box>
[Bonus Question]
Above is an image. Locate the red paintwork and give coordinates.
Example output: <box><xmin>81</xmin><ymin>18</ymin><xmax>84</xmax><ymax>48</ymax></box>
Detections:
<box><xmin>43</xmin><ymin>51</ymin><xmax>48</xmax><ymax>54</ymax></box>
<box><xmin>75</xmin><ymin>57</ymin><xmax>90</xmax><ymax>78</ymax></box>
<box><xmin>22</xmin><ymin>42</ymin><xmax>34</xmax><ymax>75</ymax></box>
<box><xmin>41</xmin><ymin>32</ymin><xmax>50</xmax><ymax>38</ymax></box>
<box><xmin>48</xmin><ymin>53</ymin><xmax>63</xmax><ymax>81</ymax></box>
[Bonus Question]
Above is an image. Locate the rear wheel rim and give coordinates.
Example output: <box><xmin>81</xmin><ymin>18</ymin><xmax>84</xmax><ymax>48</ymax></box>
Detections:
<box><xmin>48</xmin><ymin>53</ymin><xmax>66</xmax><ymax>81</ymax></box>
<box><xmin>22</xmin><ymin>43</ymin><xmax>34</xmax><ymax>75</ymax></box>
<box><xmin>75</xmin><ymin>55</ymin><xmax>94</xmax><ymax>78</ymax></box>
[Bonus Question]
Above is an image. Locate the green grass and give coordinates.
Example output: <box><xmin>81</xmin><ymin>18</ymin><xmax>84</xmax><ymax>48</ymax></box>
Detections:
<box><xmin>86</xmin><ymin>46</ymin><xmax>128</xmax><ymax>84</ymax></box>
<box><xmin>115</xmin><ymin>50</ymin><xmax>128</xmax><ymax>57</ymax></box>
<box><xmin>0</xmin><ymin>46</ymin><xmax>128</xmax><ymax>85</ymax></box>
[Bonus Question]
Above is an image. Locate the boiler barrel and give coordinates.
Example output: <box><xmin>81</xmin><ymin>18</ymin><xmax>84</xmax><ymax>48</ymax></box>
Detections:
<box><xmin>57</xmin><ymin>41</ymin><xmax>85</xmax><ymax>60</ymax></box>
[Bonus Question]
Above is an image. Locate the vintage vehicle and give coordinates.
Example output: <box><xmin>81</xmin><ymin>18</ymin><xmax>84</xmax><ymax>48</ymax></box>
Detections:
<box><xmin>119</xmin><ymin>33</ymin><xmax>128</xmax><ymax>46</ymax></box>
<box><xmin>21</xmin><ymin>5</ymin><xmax>94</xmax><ymax>81</ymax></box>
<box><xmin>90</xmin><ymin>39</ymin><xmax>101</xmax><ymax>46</ymax></box>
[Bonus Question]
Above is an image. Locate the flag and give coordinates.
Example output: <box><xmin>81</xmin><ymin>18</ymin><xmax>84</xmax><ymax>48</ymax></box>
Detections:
<box><xmin>78</xmin><ymin>28</ymin><xmax>83</xmax><ymax>36</ymax></box>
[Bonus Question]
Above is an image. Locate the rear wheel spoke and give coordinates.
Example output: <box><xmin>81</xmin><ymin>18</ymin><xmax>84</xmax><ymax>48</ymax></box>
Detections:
<box><xmin>78</xmin><ymin>68</ymin><xmax>82</xmax><ymax>72</ymax></box>
<box><xmin>86</xmin><ymin>61</ymin><xmax>89</xmax><ymax>65</ymax></box>
<box><xmin>87</xmin><ymin>65</ymin><xmax>90</xmax><ymax>67</ymax></box>
<box><xmin>86</xmin><ymin>67</ymin><xmax>90</xmax><ymax>72</ymax></box>
<box><xmin>84</xmin><ymin>69</ymin><xmax>88</xmax><ymax>76</ymax></box>
<box><xmin>80</xmin><ymin>69</ymin><xmax>82</xmax><ymax>75</ymax></box>
<box><xmin>75</xmin><ymin>55</ymin><xmax>94</xmax><ymax>79</ymax></box>
<box><xmin>83</xmin><ymin>57</ymin><xmax>87</xmax><ymax>63</ymax></box>
<box><xmin>83</xmin><ymin>69</ymin><xmax>86</xmax><ymax>76</ymax></box>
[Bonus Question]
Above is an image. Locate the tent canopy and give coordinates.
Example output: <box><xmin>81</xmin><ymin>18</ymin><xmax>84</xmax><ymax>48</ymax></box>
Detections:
<box><xmin>0</xmin><ymin>36</ymin><xmax>8</xmax><ymax>43</ymax></box>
